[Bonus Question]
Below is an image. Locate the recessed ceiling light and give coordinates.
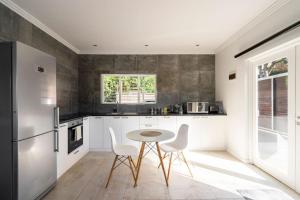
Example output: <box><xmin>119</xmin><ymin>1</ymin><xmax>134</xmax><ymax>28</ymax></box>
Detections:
<box><xmin>92</xmin><ymin>44</ymin><xmax>98</xmax><ymax>47</ymax></box>
<box><xmin>144</xmin><ymin>44</ymin><xmax>149</xmax><ymax>47</ymax></box>
<box><xmin>195</xmin><ymin>44</ymin><xmax>200</xmax><ymax>47</ymax></box>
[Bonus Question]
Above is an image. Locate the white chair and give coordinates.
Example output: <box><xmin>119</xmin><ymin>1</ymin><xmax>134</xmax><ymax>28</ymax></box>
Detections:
<box><xmin>159</xmin><ymin>124</ymin><xmax>193</xmax><ymax>181</ymax></box>
<box><xmin>105</xmin><ymin>127</ymin><xmax>138</xmax><ymax>188</ymax></box>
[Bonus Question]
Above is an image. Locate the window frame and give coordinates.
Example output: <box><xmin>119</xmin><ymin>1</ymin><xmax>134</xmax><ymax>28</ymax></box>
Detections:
<box><xmin>101</xmin><ymin>74</ymin><xmax>157</xmax><ymax>105</ymax></box>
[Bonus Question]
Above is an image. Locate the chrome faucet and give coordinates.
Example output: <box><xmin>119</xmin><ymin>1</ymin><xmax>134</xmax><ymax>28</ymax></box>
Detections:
<box><xmin>113</xmin><ymin>100</ymin><xmax>120</xmax><ymax>113</ymax></box>
<box><xmin>116</xmin><ymin>100</ymin><xmax>119</xmax><ymax>113</ymax></box>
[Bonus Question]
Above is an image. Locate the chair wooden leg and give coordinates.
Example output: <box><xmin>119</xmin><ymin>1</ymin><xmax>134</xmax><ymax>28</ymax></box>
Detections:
<box><xmin>181</xmin><ymin>152</ymin><xmax>193</xmax><ymax>177</ymax></box>
<box><xmin>105</xmin><ymin>155</ymin><xmax>118</xmax><ymax>188</ymax></box>
<box><xmin>158</xmin><ymin>152</ymin><xmax>167</xmax><ymax>168</ymax></box>
<box><xmin>167</xmin><ymin>152</ymin><xmax>173</xmax><ymax>182</ymax></box>
<box><xmin>128</xmin><ymin>156</ymin><xmax>136</xmax><ymax>182</ymax></box>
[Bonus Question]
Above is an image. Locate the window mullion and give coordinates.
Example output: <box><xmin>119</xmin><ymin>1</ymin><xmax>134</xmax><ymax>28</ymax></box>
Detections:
<box><xmin>119</xmin><ymin>76</ymin><xmax>122</xmax><ymax>104</ymax></box>
<box><xmin>271</xmin><ymin>77</ymin><xmax>274</xmax><ymax>130</ymax></box>
<box><xmin>138</xmin><ymin>75</ymin><xmax>141</xmax><ymax>104</ymax></box>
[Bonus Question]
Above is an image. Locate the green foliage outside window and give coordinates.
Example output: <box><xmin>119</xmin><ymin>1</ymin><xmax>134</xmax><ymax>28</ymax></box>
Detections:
<box><xmin>102</xmin><ymin>74</ymin><xmax>156</xmax><ymax>104</ymax></box>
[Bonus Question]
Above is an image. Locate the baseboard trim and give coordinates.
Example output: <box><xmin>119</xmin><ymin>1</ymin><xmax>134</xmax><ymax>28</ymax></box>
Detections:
<box><xmin>227</xmin><ymin>148</ymin><xmax>250</xmax><ymax>163</ymax></box>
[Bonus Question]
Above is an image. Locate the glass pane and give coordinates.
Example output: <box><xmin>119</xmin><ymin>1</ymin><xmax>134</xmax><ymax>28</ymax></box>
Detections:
<box><xmin>258</xmin><ymin>79</ymin><xmax>272</xmax><ymax>129</ymax></box>
<box><xmin>103</xmin><ymin>75</ymin><xmax>119</xmax><ymax>103</ymax></box>
<box><xmin>256</xmin><ymin>57</ymin><xmax>288</xmax><ymax>173</ymax></box>
<box><xmin>274</xmin><ymin>76</ymin><xmax>288</xmax><ymax>133</ymax></box>
<box><xmin>120</xmin><ymin>76</ymin><xmax>139</xmax><ymax>104</ymax></box>
<box><xmin>139</xmin><ymin>75</ymin><xmax>156</xmax><ymax>103</ymax></box>
<box><xmin>257</xmin><ymin>58</ymin><xmax>288</xmax><ymax>79</ymax></box>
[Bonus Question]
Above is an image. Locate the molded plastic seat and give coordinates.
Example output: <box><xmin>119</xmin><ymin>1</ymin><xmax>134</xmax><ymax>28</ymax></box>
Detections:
<box><xmin>160</xmin><ymin>124</ymin><xmax>189</xmax><ymax>152</ymax></box>
<box><xmin>113</xmin><ymin>144</ymin><xmax>138</xmax><ymax>157</ymax></box>
<box><xmin>160</xmin><ymin>143</ymin><xmax>179</xmax><ymax>153</ymax></box>
<box><xmin>159</xmin><ymin>124</ymin><xmax>193</xmax><ymax>178</ymax></box>
<box><xmin>109</xmin><ymin>127</ymin><xmax>138</xmax><ymax>157</ymax></box>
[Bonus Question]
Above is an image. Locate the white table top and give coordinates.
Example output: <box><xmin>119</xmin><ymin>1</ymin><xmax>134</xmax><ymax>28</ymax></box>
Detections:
<box><xmin>127</xmin><ymin>129</ymin><xmax>175</xmax><ymax>142</ymax></box>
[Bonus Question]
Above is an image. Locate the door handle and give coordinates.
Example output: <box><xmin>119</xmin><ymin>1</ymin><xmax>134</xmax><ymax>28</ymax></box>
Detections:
<box><xmin>54</xmin><ymin>107</ymin><xmax>59</xmax><ymax>129</ymax></box>
<box><xmin>54</xmin><ymin>130</ymin><xmax>59</xmax><ymax>152</ymax></box>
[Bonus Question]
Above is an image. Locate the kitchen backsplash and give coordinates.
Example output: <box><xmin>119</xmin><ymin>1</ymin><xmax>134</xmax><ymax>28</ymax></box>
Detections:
<box><xmin>79</xmin><ymin>54</ymin><xmax>215</xmax><ymax>114</ymax></box>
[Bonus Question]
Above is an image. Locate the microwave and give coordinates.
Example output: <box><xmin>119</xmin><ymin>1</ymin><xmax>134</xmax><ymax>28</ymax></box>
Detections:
<box><xmin>186</xmin><ymin>102</ymin><xmax>209</xmax><ymax>114</ymax></box>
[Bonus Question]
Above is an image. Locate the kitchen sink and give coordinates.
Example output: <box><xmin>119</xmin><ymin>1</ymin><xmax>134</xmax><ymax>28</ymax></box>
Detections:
<box><xmin>122</xmin><ymin>112</ymin><xmax>138</xmax><ymax>115</ymax></box>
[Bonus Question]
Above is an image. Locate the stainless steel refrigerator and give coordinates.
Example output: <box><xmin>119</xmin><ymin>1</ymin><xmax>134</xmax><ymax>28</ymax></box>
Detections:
<box><xmin>0</xmin><ymin>41</ymin><xmax>59</xmax><ymax>200</ymax></box>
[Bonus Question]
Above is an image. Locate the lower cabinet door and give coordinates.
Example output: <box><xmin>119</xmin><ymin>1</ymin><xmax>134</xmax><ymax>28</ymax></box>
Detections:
<box><xmin>103</xmin><ymin>117</ymin><xmax>122</xmax><ymax>150</ymax></box>
<box><xmin>83</xmin><ymin>117</ymin><xmax>89</xmax><ymax>154</ymax></box>
<box><xmin>121</xmin><ymin>116</ymin><xmax>141</xmax><ymax>149</ymax></box>
<box><xmin>189</xmin><ymin>116</ymin><xmax>226</xmax><ymax>150</ymax></box>
<box><xmin>57</xmin><ymin>123</ymin><xmax>68</xmax><ymax>178</ymax></box>
<box><xmin>158</xmin><ymin>116</ymin><xmax>177</xmax><ymax>143</ymax></box>
<box><xmin>89</xmin><ymin>116</ymin><xmax>104</xmax><ymax>150</ymax></box>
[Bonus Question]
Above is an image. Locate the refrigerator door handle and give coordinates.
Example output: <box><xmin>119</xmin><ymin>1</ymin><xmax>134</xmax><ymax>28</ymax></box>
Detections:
<box><xmin>54</xmin><ymin>107</ymin><xmax>59</xmax><ymax>129</ymax></box>
<box><xmin>54</xmin><ymin>130</ymin><xmax>59</xmax><ymax>152</ymax></box>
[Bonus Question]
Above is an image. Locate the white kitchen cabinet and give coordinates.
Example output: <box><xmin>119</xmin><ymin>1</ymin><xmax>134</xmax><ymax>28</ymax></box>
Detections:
<box><xmin>82</xmin><ymin>117</ymin><xmax>90</xmax><ymax>154</ymax></box>
<box><xmin>158</xmin><ymin>116</ymin><xmax>177</xmax><ymax>143</ymax></box>
<box><xmin>103</xmin><ymin>116</ymin><xmax>122</xmax><ymax>150</ymax></box>
<box><xmin>57</xmin><ymin>122</ymin><xmax>68</xmax><ymax>178</ymax></box>
<box><xmin>121</xmin><ymin>116</ymin><xmax>140</xmax><ymax>148</ymax></box>
<box><xmin>57</xmin><ymin>120</ymin><xmax>90</xmax><ymax>178</ymax></box>
<box><xmin>158</xmin><ymin>116</ymin><xmax>177</xmax><ymax>133</ymax></box>
<box><xmin>89</xmin><ymin>116</ymin><xmax>104</xmax><ymax>151</ymax></box>
<box><xmin>176</xmin><ymin>116</ymin><xmax>192</xmax><ymax>132</ymax></box>
<box><xmin>188</xmin><ymin>116</ymin><xmax>226</xmax><ymax>150</ymax></box>
<box><xmin>140</xmin><ymin>116</ymin><xmax>158</xmax><ymax>129</ymax></box>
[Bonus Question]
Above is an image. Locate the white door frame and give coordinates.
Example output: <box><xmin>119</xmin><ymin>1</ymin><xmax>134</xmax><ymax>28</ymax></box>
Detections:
<box><xmin>296</xmin><ymin>45</ymin><xmax>300</xmax><ymax>193</ymax></box>
<box><xmin>250</xmin><ymin>47</ymin><xmax>296</xmax><ymax>189</ymax></box>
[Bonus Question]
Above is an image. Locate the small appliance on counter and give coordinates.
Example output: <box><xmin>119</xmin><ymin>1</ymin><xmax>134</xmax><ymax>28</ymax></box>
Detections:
<box><xmin>208</xmin><ymin>104</ymin><xmax>219</xmax><ymax>114</ymax></box>
<box><xmin>185</xmin><ymin>102</ymin><xmax>209</xmax><ymax>114</ymax></box>
<box><xmin>209</xmin><ymin>101</ymin><xmax>224</xmax><ymax>114</ymax></box>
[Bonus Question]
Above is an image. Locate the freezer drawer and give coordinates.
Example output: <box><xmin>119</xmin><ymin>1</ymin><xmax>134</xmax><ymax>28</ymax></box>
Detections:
<box><xmin>14</xmin><ymin>131</ymin><xmax>57</xmax><ymax>200</ymax></box>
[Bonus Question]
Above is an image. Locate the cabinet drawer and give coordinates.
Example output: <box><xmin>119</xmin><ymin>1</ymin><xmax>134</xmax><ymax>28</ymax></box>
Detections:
<box><xmin>139</xmin><ymin>116</ymin><xmax>158</xmax><ymax>125</ymax></box>
<box><xmin>140</xmin><ymin>123</ymin><xmax>158</xmax><ymax>129</ymax></box>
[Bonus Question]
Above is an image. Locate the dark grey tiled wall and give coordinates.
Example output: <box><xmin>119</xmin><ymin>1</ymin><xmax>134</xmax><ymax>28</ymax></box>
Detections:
<box><xmin>79</xmin><ymin>55</ymin><xmax>215</xmax><ymax>114</ymax></box>
<box><xmin>0</xmin><ymin>3</ymin><xmax>79</xmax><ymax>116</ymax></box>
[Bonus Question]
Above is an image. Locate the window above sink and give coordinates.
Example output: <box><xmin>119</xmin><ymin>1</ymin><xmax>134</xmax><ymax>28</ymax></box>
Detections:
<box><xmin>101</xmin><ymin>74</ymin><xmax>157</xmax><ymax>104</ymax></box>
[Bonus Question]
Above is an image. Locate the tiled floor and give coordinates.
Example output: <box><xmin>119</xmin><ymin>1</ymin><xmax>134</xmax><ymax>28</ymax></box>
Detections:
<box><xmin>43</xmin><ymin>151</ymin><xmax>300</xmax><ymax>200</ymax></box>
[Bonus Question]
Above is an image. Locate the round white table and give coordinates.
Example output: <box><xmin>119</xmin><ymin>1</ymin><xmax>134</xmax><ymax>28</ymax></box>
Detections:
<box><xmin>127</xmin><ymin>129</ymin><xmax>175</xmax><ymax>187</ymax></box>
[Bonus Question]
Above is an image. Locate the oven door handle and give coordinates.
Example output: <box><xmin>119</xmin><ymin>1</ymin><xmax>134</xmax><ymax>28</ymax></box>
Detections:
<box><xmin>54</xmin><ymin>129</ymin><xmax>59</xmax><ymax>152</ymax></box>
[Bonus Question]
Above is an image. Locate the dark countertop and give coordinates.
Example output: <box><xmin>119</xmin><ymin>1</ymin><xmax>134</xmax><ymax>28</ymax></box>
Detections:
<box><xmin>59</xmin><ymin>112</ymin><xmax>227</xmax><ymax>124</ymax></box>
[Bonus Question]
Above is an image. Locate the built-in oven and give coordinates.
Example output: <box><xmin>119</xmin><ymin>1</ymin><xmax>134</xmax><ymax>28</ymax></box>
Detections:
<box><xmin>67</xmin><ymin>118</ymin><xmax>83</xmax><ymax>154</ymax></box>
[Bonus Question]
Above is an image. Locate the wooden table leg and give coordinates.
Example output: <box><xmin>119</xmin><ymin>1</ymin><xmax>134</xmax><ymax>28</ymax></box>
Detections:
<box><xmin>134</xmin><ymin>142</ymin><xmax>145</xmax><ymax>187</ymax></box>
<box><xmin>156</xmin><ymin>142</ymin><xmax>169</xmax><ymax>187</ymax></box>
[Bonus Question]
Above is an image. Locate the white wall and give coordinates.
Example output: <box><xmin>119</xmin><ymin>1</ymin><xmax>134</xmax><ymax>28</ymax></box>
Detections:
<box><xmin>215</xmin><ymin>0</ymin><xmax>300</xmax><ymax>162</ymax></box>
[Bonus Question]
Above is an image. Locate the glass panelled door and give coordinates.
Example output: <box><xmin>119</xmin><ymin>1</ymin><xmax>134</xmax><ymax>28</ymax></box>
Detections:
<box><xmin>253</xmin><ymin>48</ymin><xmax>296</xmax><ymax>188</ymax></box>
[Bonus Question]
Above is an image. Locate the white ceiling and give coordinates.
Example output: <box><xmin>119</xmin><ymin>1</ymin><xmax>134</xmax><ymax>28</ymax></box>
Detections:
<box><xmin>9</xmin><ymin>0</ymin><xmax>278</xmax><ymax>54</ymax></box>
